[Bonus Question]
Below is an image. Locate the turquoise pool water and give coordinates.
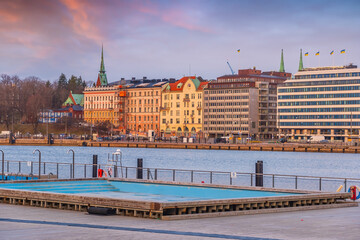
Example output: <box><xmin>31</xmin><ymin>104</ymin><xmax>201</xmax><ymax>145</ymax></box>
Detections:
<box><xmin>0</xmin><ymin>180</ymin><xmax>301</xmax><ymax>202</ymax></box>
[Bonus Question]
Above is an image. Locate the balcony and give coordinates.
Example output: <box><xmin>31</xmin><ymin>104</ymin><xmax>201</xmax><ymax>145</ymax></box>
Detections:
<box><xmin>160</xmin><ymin>106</ymin><xmax>170</xmax><ymax>111</ymax></box>
<box><xmin>197</xmin><ymin>106</ymin><xmax>202</xmax><ymax>110</ymax></box>
<box><xmin>183</xmin><ymin>97</ymin><xmax>190</xmax><ymax>102</ymax></box>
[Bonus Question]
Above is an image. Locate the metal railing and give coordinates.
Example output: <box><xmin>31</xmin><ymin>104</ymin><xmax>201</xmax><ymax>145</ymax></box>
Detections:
<box><xmin>1</xmin><ymin>159</ymin><xmax>359</xmax><ymax>193</ymax></box>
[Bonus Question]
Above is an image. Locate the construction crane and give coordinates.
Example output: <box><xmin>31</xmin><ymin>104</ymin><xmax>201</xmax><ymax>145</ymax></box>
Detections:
<box><xmin>226</xmin><ymin>61</ymin><xmax>235</xmax><ymax>75</ymax></box>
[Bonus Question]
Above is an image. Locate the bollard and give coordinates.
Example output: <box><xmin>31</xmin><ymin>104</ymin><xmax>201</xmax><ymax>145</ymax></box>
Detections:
<box><xmin>137</xmin><ymin>158</ymin><xmax>143</xmax><ymax>179</ymax></box>
<box><xmin>255</xmin><ymin>160</ymin><xmax>263</xmax><ymax>187</ymax></box>
<box><xmin>92</xmin><ymin>155</ymin><xmax>98</xmax><ymax>178</ymax></box>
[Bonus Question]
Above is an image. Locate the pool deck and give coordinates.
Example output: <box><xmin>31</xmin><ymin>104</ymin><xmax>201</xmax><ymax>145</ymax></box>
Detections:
<box><xmin>0</xmin><ymin>178</ymin><xmax>357</xmax><ymax>220</ymax></box>
<box><xmin>0</xmin><ymin>202</ymin><xmax>359</xmax><ymax>240</ymax></box>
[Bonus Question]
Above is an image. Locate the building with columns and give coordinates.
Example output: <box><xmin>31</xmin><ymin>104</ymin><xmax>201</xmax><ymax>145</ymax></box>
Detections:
<box><xmin>278</xmin><ymin>62</ymin><xmax>360</xmax><ymax>142</ymax></box>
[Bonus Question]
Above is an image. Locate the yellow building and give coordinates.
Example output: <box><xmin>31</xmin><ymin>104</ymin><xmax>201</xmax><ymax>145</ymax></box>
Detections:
<box><xmin>160</xmin><ymin>76</ymin><xmax>208</xmax><ymax>137</ymax></box>
<box><xmin>83</xmin><ymin>47</ymin><xmax>126</xmax><ymax>133</ymax></box>
<box><xmin>83</xmin><ymin>85</ymin><xmax>126</xmax><ymax>132</ymax></box>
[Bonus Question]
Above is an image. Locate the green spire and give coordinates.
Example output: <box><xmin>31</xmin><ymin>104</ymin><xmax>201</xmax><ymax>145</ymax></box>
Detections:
<box><xmin>298</xmin><ymin>48</ymin><xmax>304</xmax><ymax>71</ymax></box>
<box><xmin>279</xmin><ymin>49</ymin><xmax>285</xmax><ymax>72</ymax></box>
<box><xmin>100</xmin><ymin>44</ymin><xmax>105</xmax><ymax>73</ymax></box>
<box><xmin>97</xmin><ymin>45</ymin><xmax>108</xmax><ymax>86</ymax></box>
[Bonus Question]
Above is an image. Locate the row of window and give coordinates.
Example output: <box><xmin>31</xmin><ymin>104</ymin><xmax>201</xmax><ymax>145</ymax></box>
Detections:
<box><xmin>203</xmin><ymin>127</ymin><xmax>249</xmax><ymax>131</ymax></box>
<box><xmin>278</xmin><ymin>85</ymin><xmax>360</xmax><ymax>93</ymax></box>
<box><xmin>129</xmin><ymin>91</ymin><xmax>159</xmax><ymax>97</ymax></box>
<box><xmin>278</xmin><ymin>100</ymin><xmax>360</xmax><ymax>106</ymax></box>
<box><xmin>206</xmin><ymin>102</ymin><xmax>249</xmax><ymax>106</ymax></box>
<box><xmin>280</xmin><ymin>115</ymin><xmax>360</xmax><ymax>119</ymax></box>
<box><xmin>205</xmin><ymin>95</ymin><xmax>249</xmax><ymax>101</ymax></box>
<box><xmin>163</xmin><ymin>93</ymin><xmax>202</xmax><ymax>100</ymax></box>
<box><xmin>284</xmin><ymin>79</ymin><xmax>360</xmax><ymax>87</ymax></box>
<box><xmin>294</xmin><ymin>72</ymin><xmax>360</xmax><ymax>80</ymax></box>
<box><xmin>162</xmin><ymin>110</ymin><xmax>201</xmax><ymax>117</ymax></box>
<box><xmin>279</xmin><ymin>107</ymin><xmax>360</xmax><ymax>113</ymax></box>
<box><xmin>128</xmin><ymin>124</ymin><xmax>158</xmax><ymax>130</ymax></box>
<box><xmin>161</xmin><ymin>118</ymin><xmax>202</xmax><ymax>124</ymax></box>
<box><xmin>204</xmin><ymin>115</ymin><xmax>249</xmax><ymax>119</ymax></box>
<box><xmin>128</xmin><ymin>98</ymin><xmax>159</xmax><ymax>105</ymax></box>
<box><xmin>207</xmin><ymin>108</ymin><xmax>249</xmax><ymax>112</ymax></box>
<box><xmin>129</xmin><ymin>107</ymin><xmax>159</xmax><ymax>113</ymax></box>
<box><xmin>128</xmin><ymin>115</ymin><xmax>158</xmax><ymax>122</ymax></box>
<box><xmin>280</xmin><ymin>122</ymin><xmax>360</xmax><ymax>126</ymax></box>
<box><xmin>204</xmin><ymin>89</ymin><xmax>250</xmax><ymax>94</ymax></box>
<box><xmin>278</xmin><ymin>93</ymin><xmax>360</xmax><ymax>100</ymax></box>
<box><xmin>163</xmin><ymin>101</ymin><xmax>202</xmax><ymax>108</ymax></box>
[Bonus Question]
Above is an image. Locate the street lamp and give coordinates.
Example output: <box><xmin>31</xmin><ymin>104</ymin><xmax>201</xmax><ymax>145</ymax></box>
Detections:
<box><xmin>32</xmin><ymin>149</ymin><xmax>41</xmax><ymax>179</ymax></box>
<box><xmin>67</xmin><ymin>149</ymin><xmax>75</xmax><ymax>178</ymax></box>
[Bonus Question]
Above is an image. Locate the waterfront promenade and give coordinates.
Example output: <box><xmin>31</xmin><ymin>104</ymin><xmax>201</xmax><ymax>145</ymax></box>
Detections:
<box><xmin>0</xmin><ymin>202</ymin><xmax>359</xmax><ymax>239</ymax></box>
<box><xmin>0</xmin><ymin>138</ymin><xmax>359</xmax><ymax>154</ymax></box>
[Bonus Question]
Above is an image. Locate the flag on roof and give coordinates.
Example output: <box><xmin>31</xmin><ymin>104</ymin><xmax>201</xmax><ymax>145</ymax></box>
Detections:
<box><xmin>340</xmin><ymin>49</ymin><xmax>346</xmax><ymax>54</ymax></box>
<box><xmin>315</xmin><ymin>51</ymin><xmax>320</xmax><ymax>56</ymax></box>
<box><xmin>330</xmin><ymin>50</ymin><xmax>334</xmax><ymax>55</ymax></box>
<box><xmin>304</xmin><ymin>52</ymin><xmax>309</xmax><ymax>56</ymax></box>
<box><xmin>237</xmin><ymin>49</ymin><xmax>240</xmax><ymax>53</ymax></box>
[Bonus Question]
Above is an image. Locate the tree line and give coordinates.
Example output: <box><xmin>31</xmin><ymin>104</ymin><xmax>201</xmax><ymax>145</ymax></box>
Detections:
<box><xmin>0</xmin><ymin>73</ymin><xmax>87</xmax><ymax>132</ymax></box>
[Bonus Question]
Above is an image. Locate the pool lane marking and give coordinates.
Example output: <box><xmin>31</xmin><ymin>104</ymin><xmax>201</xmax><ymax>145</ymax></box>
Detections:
<box><xmin>0</xmin><ymin>218</ymin><xmax>279</xmax><ymax>240</ymax></box>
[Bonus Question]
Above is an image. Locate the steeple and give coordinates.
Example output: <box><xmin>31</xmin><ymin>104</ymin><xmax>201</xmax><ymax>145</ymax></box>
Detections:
<box><xmin>96</xmin><ymin>45</ymin><xmax>108</xmax><ymax>86</ymax></box>
<box><xmin>100</xmin><ymin>44</ymin><xmax>105</xmax><ymax>73</ymax></box>
<box><xmin>298</xmin><ymin>48</ymin><xmax>304</xmax><ymax>71</ymax></box>
<box><xmin>279</xmin><ymin>49</ymin><xmax>285</xmax><ymax>72</ymax></box>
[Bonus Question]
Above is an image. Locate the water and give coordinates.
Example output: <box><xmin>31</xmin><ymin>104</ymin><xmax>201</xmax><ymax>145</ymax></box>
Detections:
<box><xmin>0</xmin><ymin>180</ymin><xmax>300</xmax><ymax>202</ymax></box>
<box><xmin>0</xmin><ymin>145</ymin><xmax>359</xmax><ymax>178</ymax></box>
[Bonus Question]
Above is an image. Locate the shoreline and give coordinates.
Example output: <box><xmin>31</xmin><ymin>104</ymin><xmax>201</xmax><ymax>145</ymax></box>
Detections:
<box><xmin>0</xmin><ymin>139</ymin><xmax>359</xmax><ymax>153</ymax></box>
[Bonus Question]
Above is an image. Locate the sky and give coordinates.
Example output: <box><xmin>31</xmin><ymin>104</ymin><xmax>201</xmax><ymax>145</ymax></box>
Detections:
<box><xmin>1</xmin><ymin>0</ymin><xmax>360</xmax><ymax>84</ymax></box>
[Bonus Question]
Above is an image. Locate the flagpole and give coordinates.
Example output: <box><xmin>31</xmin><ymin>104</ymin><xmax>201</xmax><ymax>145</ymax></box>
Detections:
<box><xmin>332</xmin><ymin>54</ymin><xmax>334</xmax><ymax>66</ymax></box>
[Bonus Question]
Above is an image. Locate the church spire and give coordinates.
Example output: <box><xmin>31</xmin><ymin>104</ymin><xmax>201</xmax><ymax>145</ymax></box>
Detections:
<box><xmin>298</xmin><ymin>48</ymin><xmax>304</xmax><ymax>71</ymax></box>
<box><xmin>96</xmin><ymin>45</ymin><xmax>108</xmax><ymax>86</ymax></box>
<box><xmin>100</xmin><ymin>44</ymin><xmax>105</xmax><ymax>73</ymax></box>
<box><xmin>279</xmin><ymin>49</ymin><xmax>285</xmax><ymax>72</ymax></box>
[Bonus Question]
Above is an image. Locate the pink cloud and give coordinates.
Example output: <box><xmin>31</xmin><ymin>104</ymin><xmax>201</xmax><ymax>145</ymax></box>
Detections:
<box><xmin>60</xmin><ymin>0</ymin><xmax>103</xmax><ymax>44</ymax></box>
<box><xmin>133</xmin><ymin>1</ymin><xmax>212</xmax><ymax>33</ymax></box>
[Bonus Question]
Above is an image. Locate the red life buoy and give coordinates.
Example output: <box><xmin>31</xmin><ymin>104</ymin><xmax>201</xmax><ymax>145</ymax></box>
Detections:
<box><xmin>348</xmin><ymin>186</ymin><xmax>360</xmax><ymax>200</ymax></box>
<box><xmin>98</xmin><ymin>169</ymin><xmax>103</xmax><ymax>178</ymax></box>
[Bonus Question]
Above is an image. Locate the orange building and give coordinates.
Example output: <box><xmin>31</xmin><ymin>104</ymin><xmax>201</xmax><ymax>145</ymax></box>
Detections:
<box><xmin>125</xmin><ymin>79</ymin><xmax>168</xmax><ymax>136</ymax></box>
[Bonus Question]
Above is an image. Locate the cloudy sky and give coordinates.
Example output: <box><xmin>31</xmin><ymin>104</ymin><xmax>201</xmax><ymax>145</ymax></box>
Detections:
<box><xmin>0</xmin><ymin>0</ymin><xmax>359</xmax><ymax>83</ymax></box>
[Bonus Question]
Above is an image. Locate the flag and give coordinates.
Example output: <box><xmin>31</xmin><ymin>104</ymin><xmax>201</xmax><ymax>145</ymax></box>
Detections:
<box><xmin>315</xmin><ymin>51</ymin><xmax>320</xmax><ymax>56</ymax></box>
<box><xmin>304</xmin><ymin>52</ymin><xmax>309</xmax><ymax>56</ymax></box>
<box><xmin>340</xmin><ymin>49</ymin><xmax>345</xmax><ymax>54</ymax></box>
<box><xmin>237</xmin><ymin>49</ymin><xmax>240</xmax><ymax>53</ymax></box>
<box><xmin>330</xmin><ymin>50</ymin><xmax>334</xmax><ymax>55</ymax></box>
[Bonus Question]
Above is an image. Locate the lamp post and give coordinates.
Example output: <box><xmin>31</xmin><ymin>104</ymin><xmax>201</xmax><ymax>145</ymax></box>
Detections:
<box><xmin>67</xmin><ymin>149</ymin><xmax>75</xmax><ymax>178</ymax></box>
<box><xmin>33</xmin><ymin>149</ymin><xmax>41</xmax><ymax>179</ymax></box>
<box><xmin>1</xmin><ymin>150</ymin><xmax>4</xmax><ymax>181</ymax></box>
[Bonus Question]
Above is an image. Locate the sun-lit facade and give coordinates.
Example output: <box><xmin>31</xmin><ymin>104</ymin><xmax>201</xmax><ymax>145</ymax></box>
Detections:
<box><xmin>278</xmin><ymin>64</ymin><xmax>360</xmax><ymax>142</ymax></box>
<box><xmin>160</xmin><ymin>76</ymin><xmax>208</xmax><ymax>137</ymax></box>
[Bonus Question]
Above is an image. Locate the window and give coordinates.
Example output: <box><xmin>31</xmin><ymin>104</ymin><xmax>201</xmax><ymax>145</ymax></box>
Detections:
<box><xmin>176</xmin><ymin>94</ymin><xmax>180</xmax><ymax>100</ymax></box>
<box><xmin>139</xmin><ymin>107</ymin><xmax>141</xmax><ymax>112</ymax></box>
<box><xmin>198</xmin><ymin>118</ymin><xmax>201</xmax><ymax>123</ymax></box>
<box><xmin>170</xmin><ymin>119</ymin><xmax>173</xmax><ymax>123</ymax></box>
<box><xmin>176</xmin><ymin>102</ymin><xmax>180</xmax><ymax>108</ymax></box>
<box><xmin>170</xmin><ymin>110</ymin><xmax>173</xmax><ymax>116</ymax></box>
<box><xmin>162</xmin><ymin>119</ymin><xmax>166</xmax><ymax>124</ymax></box>
<box><xmin>176</xmin><ymin>110</ymin><xmax>180</xmax><ymax>116</ymax></box>
<box><xmin>176</xmin><ymin>118</ymin><xmax>180</xmax><ymax>124</ymax></box>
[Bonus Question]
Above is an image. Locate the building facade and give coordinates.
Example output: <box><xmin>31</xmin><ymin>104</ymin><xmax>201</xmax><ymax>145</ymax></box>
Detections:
<box><xmin>160</xmin><ymin>76</ymin><xmax>207</xmax><ymax>137</ymax></box>
<box><xmin>83</xmin><ymin>47</ymin><xmax>126</xmax><ymax>132</ymax></box>
<box><xmin>278</xmin><ymin>64</ymin><xmax>360</xmax><ymax>142</ymax></box>
<box><xmin>204</xmin><ymin>68</ymin><xmax>290</xmax><ymax>140</ymax></box>
<box><xmin>125</xmin><ymin>78</ymin><xmax>168</xmax><ymax>136</ymax></box>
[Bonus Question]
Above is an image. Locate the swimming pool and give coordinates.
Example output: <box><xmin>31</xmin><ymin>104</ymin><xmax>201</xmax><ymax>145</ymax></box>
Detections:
<box><xmin>0</xmin><ymin>180</ymin><xmax>300</xmax><ymax>202</ymax></box>
<box><xmin>0</xmin><ymin>178</ymin><xmax>354</xmax><ymax>220</ymax></box>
